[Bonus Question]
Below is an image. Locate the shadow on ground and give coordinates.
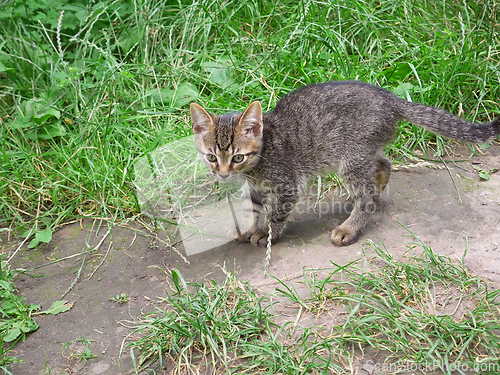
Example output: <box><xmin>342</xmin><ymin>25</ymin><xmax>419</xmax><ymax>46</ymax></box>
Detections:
<box><xmin>2</xmin><ymin>144</ymin><xmax>500</xmax><ymax>374</ymax></box>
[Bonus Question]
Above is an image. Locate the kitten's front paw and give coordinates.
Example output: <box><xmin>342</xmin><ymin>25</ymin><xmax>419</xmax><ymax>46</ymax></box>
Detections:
<box><xmin>231</xmin><ymin>226</ymin><xmax>257</xmax><ymax>243</ymax></box>
<box><xmin>250</xmin><ymin>230</ymin><xmax>269</xmax><ymax>247</ymax></box>
<box><xmin>228</xmin><ymin>227</ymin><xmax>246</xmax><ymax>242</ymax></box>
<box><xmin>232</xmin><ymin>228</ymin><xmax>272</xmax><ymax>247</ymax></box>
<box><xmin>234</xmin><ymin>232</ymin><xmax>250</xmax><ymax>243</ymax></box>
<box><xmin>331</xmin><ymin>227</ymin><xmax>360</xmax><ymax>246</ymax></box>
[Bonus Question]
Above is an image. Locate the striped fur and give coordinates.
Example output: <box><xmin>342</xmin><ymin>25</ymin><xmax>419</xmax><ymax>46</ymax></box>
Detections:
<box><xmin>191</xmin><ymin>81</ymin><xmax>499</xmax><ymax>247</ymax></box>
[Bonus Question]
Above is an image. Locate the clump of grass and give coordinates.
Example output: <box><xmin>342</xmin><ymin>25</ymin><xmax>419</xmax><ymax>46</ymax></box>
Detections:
<box><xmin>123</xmin><ymin>268</ymin><xmax>273</xmax><ymax>373</ymax></box>
<box><xmin>62</xmin><ymin>335</ymin><xmax>98</xmax><ymax>364</ymax></box>
<box><xmin>109</xmin><ymin>293</ymin><xmax>129</xmax><ymax>304</ymax></box>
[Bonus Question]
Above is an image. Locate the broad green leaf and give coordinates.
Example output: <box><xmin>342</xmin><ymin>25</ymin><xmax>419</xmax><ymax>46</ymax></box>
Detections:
<box><xmin>202</xmin><ymin>59</ymin><xmax>238</xmax><ymax>91</ymax></box>
<box><xmin>120</xmin><ymin>71</ymin><xmax>135</xmax><ymax>78</ymax></box>
<box><xmin>24</xmin><ymin>129</ymin><xmax>38</xmax><ymax>141</ymax></box>
<box><xmin>174</xmin><ymin>82</ymin><xmax>199</xmax><ymax>107</ymax></box>
<box><xmin>40</xmin><ymin>217</ymin><xmax>52</xmax><ymax>226</ymax></box>
<box><xmin>3</xmin><ymin>327</ymin><xmax>21</xmax><ymax>342</ymax></box>
<box><xmin>44</xmin><ymin>107</ymin><xmax>61</xmax><ymax>119</ymax></box>
<box><xmin>393</xmin><ymin>83</ymin><xmax>414</xmax><ymax>99</ymax></box>
<box><xmin>32</xmin><ymin>107</ymin><xmax>61</xmax><ymax>124</ymax></box>
<box><xmin>25</xmin><ymin>99</ymin><xmax>46</xmax><ymax>117</ymax></box>
<box><xmin>0</xmin><ymin>11</ymin><xmax>10</xmax><ymax>20</ymax></box>
<box><xmin>38</xmin><ymin>124</ymin><xmax>67</xmax><ymax>140</ymax></box>
<box><xmin>28</xmin><ymin>238</ymin><xmax>40</xmax><ymax>249</ymax></box>
<box><xmin>35</xmin><ymin>227</ymin><xmax>52</xmax><ymax>243</ymax></box>
<box><xmin>119</xmin><ymin>26</ymin><xmax>141</xmax><ymax>53</ymax></box>
<box><xmin>38</xmin><ymin>300</ymin><xmax>73</xmax><ymax>315</ymax></box>
<box><xmin>385</xmin><ymin>62</ymin><xmax>412</xmax><ymax>82</ymax></box>
<box><xmin>11</xmin><ymin>116</ymin><xmax>32</xmax><ymax>129</ymax></box>
<box><xmin>1</xmin><ymin>298</ymin><xmax>22</xmax><ymax>311</ymax></box>
<box><xmin>0</xmin><ymin>279</ymin><xmax>14</xmax><ymax>292</ymax></box>
<box><xmin>479</xmin><ymin>172</ymin><xmax>490</xmax><ymax>181</ymax></box>
<box><xmin>21</xmin><ymin>319</ymin><xmax>39</xmax><ymax>332</ymax></box>
<box><xmin>172</xmin><ymin>269</ymin><xmax>179</xmax><ymax>287</ymax></box>
<box><xmin>147</xmin><ymin>82</ymin><xmax>198</xmax><ymax>108</ymax></box>
<box><xmin>22</xmin><ymin>229</ymin><xmax>35</xmax><ymax>238</ymax></box>
<box><xmin>147</xmin><ymin>88</ymin><xmax>175</xmax><ymax>104</ymax></box>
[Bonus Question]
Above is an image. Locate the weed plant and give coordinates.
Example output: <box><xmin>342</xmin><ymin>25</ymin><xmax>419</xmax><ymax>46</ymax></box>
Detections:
<box><xmin>0</xmin><ymin>259</ymin><xmax>39</xmax><ymax>342</ymax></box>
<box><xmin>0</xmin><ymin>258</ymin><xmax>39</xmax><ymax>373</ymax></box>
<box><xmin>61</xmin><ymin>335</ymin><xmax>98</xmax><ymax>364</ymax></box>
<box><xmin>0</xmin><ymin>0</ymin><xmax>499</xmax><ymax>235</ymax></box>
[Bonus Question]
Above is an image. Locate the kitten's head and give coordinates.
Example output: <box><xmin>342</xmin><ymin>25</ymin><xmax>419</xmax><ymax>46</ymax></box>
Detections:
<box><xmin>190</xmin><ymin>101</ymin><xmax>263</xmax><ymax>182</ymax></box>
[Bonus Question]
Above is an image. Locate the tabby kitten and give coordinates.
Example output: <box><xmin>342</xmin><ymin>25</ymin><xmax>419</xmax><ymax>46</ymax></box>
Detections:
<box><xmin>190</xmin><ymin>81</ymin><xmax>499</xmax><ymax>247</ymax></box>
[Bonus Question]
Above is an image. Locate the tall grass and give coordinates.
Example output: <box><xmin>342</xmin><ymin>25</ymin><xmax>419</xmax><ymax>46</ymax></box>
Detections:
<box><xmin>0</xmin><ymin>0</ymin><xmax>499</xmax><ymax>232</ymax></box>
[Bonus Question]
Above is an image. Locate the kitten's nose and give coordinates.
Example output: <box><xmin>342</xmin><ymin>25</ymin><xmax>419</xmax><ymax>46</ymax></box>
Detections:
<box><xmin>218</xmin><ymin>172</ymin><xmax>230</xmax><ymax>179</ymax></box>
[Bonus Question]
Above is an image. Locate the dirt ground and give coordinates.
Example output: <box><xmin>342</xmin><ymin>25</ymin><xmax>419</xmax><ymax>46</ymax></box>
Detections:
<box><xmin>2</xmin><ymin>144</ymin><xmax>500</xmax><ymax>375</ymax></box>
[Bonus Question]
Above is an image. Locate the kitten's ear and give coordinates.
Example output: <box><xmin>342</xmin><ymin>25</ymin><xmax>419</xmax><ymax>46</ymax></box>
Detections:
<box><xmin>190</xmin><ymin>103</ymin><xmax>214</xmax><ymax>134</ymax></box>
<box><xmin>237</xmin><ymin>101</ymin><xmax>263</xmax><ymax>137</ymax></box>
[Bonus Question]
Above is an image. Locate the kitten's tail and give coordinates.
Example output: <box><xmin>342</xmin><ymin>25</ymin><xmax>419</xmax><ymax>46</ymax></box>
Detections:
<box><xmin>396</xmin><ymin>99</ymin><xmax>500</xmax><ymax>143</ymax></box>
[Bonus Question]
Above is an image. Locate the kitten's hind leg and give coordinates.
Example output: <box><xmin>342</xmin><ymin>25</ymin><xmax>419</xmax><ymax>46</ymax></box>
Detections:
<box><xmin>374</xmin><ymin>156</ymin><xmax>391</xmax><ymax>193</ymax></box>
<box><xmin>331</xmin><ymin>164</ymin><xmax>378</xmax><ymax>246</ymax></box>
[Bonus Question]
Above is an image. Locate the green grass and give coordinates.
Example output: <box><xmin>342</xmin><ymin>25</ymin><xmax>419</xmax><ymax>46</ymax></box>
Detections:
<box><xmin>1</xmin><ymin>1</ymin><xmax>499</xmax><ymax>371</ymax></box>
<box><xmin>61</xmin><ymin>335</ymin><xmax>98</xmax><ymax>364</ymax></box>
<box><xmin>0</xmin><ymin>258</ymin><xmax>39</xmax><ymax>374</ymax></box>
<box><xmin>303</xmin><ymin>239</ymin><xmax>500</xmax><ymax>371</ymax></box>
<box><xmin>1</xmin><ymin>0</ymin><xmax>499</xmax><ymax>235</ymax></box>
<box><xmin>124</xmin><ymin>237</ymin><xmax>500</xmax><ymax>374</ymax></box>
<box><xmin>124</xmin><ymin>267</ymin><xmax>276</xmax><ymax>373</ymax></box>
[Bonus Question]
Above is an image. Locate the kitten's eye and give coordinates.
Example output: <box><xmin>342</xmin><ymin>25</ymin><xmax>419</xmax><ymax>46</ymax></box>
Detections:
<box><xmin>232</xmin><ymin>154</ymin><xmax>244</xmax><ymax>163</ymax></box>
<box><xmin>206</xmin><ymin>154</ymin><xmax>217</xmax><ymax>162</ymax></box>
